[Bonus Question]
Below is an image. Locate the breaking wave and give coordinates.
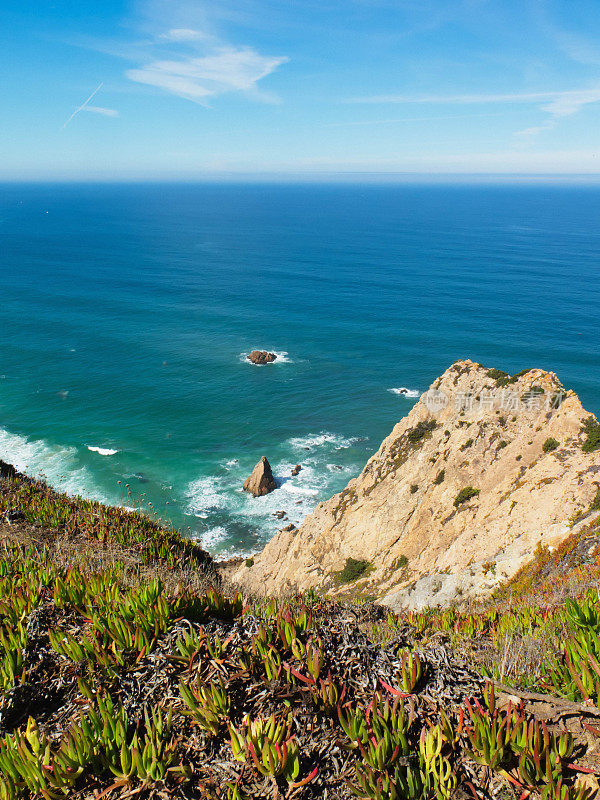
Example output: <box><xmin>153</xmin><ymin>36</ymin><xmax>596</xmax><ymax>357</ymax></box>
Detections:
<box><xmin>184</xmin><ymin>430</ymin><xmax>364</xmax><ymax>555</ymax></box>
<box><xmin>0</xmin><ymin>426</ymin><xmax>110</xmax><ymax>502</ymax></box>
<box><xmin>87</xmin><ymin>446</ymin><xmax>119</xmax><ymax>456</ymax></box>
<box><xmin>388</xmin><ymin>387</ymin><xmax>420</xmax><ymax>399</ymax></box>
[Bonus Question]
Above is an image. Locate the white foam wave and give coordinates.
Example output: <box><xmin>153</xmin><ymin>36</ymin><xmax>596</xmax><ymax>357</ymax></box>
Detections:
<box><xmin>199</xmin><ymin>526</ymin><xmax>228</xmax><ymax>548</ymax></box>
<box><xmin>239</xmin><ymin>350</ymin><xmax>293</xmax><ymax>365</ymax></box>
<box><xmin>388</xmin><ymin>387</ymin><xmax>420</xmax><ymax>399</ymax></box>
<box><xmin>185</xmin><ymin>476</ymin><xmax>229</xmax><ymax>517</ymax></box>
<box><xmin>87</xmin><ymin>446</ymin><xmax>119</xmax><ymax>456</ymax></box>
<box><xmin>288</xmin><ymin>432</ymin><xmax>359</xmax><ymax>450</ymax></box>
<box><xmin>0</xmin><ymin>426</ymin><xmax>108</xmax><ymax>502</ymax></box>
<box><xmin>184</xmin><ymin>433</ymin><xmax>365</xmax><ymax>553</ymax></box>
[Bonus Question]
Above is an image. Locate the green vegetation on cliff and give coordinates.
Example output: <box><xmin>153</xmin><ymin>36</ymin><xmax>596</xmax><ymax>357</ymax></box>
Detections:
<box><xmin>0</xmin><ymin>462</ymin><xmax>599</xmax><ymax>799</ymax></box>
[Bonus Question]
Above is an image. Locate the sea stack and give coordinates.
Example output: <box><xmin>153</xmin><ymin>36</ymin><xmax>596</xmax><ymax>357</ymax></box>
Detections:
<box><xmin>247</xmin><ymin>350</ymin><xmax>277</xmax><ymax>365</ymax></box>
<box><xmin>243</xmin><ymin>456</ymin><xmax>277</xmax><ymax>497</ymax></box>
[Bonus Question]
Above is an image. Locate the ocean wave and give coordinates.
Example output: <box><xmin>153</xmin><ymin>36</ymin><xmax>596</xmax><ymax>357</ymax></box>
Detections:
<box><xmin>87</xmin><ymin>446</ymin><xmax>119</xmax><ymax>456</ymax></box>
<box><xmin>0</xmin><ymin>426</ymin><xmax>108</xmax><ymax>502</ymax></box>
<box><xmin>185</xmin><ymin>476</ymin><xmax>230</xmax><ymax>517</ymax></box>
<box><xmin>198</xmin><ymin>526</ymin><xmax>228</xmax><ymax>548</ymax></box>
<box><xmin>388</xmin><ymin>387</ymin><xmax>420</xmax><ymax>399</ymax></box>
<box><xmin>239</xmin><ymin>350</ymin><xmax>293</xmax><ymax>364</ymax></box>
<box><xmin>184</xmin><ymin>432</ymin><xmax>365</xmax><ymax>553</ymax></box>
<box><xmin>288</xmin><ymin>432</ymin><xmax>360</xmax><ymax>450</ymax></box>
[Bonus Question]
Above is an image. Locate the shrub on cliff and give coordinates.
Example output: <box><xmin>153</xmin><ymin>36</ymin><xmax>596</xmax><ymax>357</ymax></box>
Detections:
<box><xmin>335</xmin><ymin>557</ymin><xmax>371</xmax><ymax>583</ymax></box>
<box><xmin>453</xmin><ymin>486</ymin><xmax>480</xmax><ymax>507</ymax></box>
<box><xmin>581</xmin><ymin>417</ymin><xmax>600</xmax><ymax>453</ymax></box>
<box><xmin>543</xmin><ymin>437</ymin><xmax>560</xmax><ymax>453</ymax></box>
<box><xmin>407</xmin><ymin>419</ymin><xmax>437</xmax><ymax>444</ymax></box>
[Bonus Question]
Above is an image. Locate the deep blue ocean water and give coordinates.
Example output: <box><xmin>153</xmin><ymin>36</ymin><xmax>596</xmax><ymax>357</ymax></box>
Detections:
<box><xmin>0</xmin><ymin>182</ymin><xmax>598</xmax><ymax>556</ymax></box>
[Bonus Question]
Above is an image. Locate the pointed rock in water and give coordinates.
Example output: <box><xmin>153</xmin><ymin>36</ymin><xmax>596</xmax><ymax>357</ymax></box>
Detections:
<box><xmin>243</xmin><ymin>456</ymin><xmax>277</xmax><ymax>497</ymax></box>
<box><xmin>247</xmin><ymin>350</ymin><xmax>277</xmax><ymax>365</ymax></box>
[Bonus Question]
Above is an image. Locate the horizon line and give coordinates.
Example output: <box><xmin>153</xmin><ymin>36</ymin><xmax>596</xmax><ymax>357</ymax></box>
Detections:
<box><xmin>3</xmin><ymin>171</ymin><xmax>600</xmax><ymax>185</ymax></box>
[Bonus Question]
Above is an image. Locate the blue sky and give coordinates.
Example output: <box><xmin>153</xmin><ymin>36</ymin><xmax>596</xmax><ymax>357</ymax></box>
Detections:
<box><xmin>2</xmin><ymin>0</ymin><xmax>600</xmax><ymax>179</ymax></box>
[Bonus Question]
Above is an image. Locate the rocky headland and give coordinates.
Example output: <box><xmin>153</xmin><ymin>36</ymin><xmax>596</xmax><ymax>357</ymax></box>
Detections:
<box><xmin>229</xmin><ymin>360</ymin><xmax>600</xmax><ymax>608</ymax></box>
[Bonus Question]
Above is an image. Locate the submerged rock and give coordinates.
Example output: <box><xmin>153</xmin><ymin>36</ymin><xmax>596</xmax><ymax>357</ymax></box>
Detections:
<box><xmin>247</xmin><ymin>350</ymin><xmax>277</xmax><ymax>365</ymax></box>
<box><xmin>243</xmin><ymin>456</ymin><xmax>277</xmax><ymax>497</ymax></box>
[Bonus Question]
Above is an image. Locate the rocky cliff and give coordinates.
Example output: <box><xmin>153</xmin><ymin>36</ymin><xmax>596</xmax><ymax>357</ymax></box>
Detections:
<box><xmin>229</xmin><ymin>360</ymin><xmax>600</xmax><ymax>609</ymax></box>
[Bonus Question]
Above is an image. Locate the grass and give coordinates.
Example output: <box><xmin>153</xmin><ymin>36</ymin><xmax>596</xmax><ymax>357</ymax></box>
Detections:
<box><xmin>433</xmin><ymin>470</ymin><xmax>445</xmax><ymax>485</ymax></box>
<box><xmin>0</xmin><ymin>465</ymin><xmax>211</xmax><ymax>572</ymax></box>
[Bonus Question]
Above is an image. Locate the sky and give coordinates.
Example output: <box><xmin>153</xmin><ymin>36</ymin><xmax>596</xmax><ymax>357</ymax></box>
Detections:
<box><xmin>1</xmin><ymin>0</ymin><xmax>600</xmax><ymax>179</ymax></box>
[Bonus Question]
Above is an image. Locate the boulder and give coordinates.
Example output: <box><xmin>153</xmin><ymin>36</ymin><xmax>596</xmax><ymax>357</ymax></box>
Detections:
<box><xmin>0</xmin><ymin>461</ymin><xmax>17</xmax><ymax>481</ymax></box>
<box><xmin>243</xmin><ymin>456</ymin><xmax>277</xmax><ymax>497</ymax></box>
<box><xmin>247</xmin><ymin>350</ymin><xmax>277</xmax><ymax>365</ymax></box>
<box><xmin>291</xmin><ymin>464</ymin><xmax>302</xmax><ymax>476</ymax></box>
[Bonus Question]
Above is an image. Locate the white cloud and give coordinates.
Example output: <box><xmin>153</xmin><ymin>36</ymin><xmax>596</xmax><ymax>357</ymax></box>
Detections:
<box><xmin>345</xmin><ymin>88</ymin><xmax>600</xmax><ymax>106</ymax></box>
<box><xmin>345</xmin><ymin>86</ymin><xmax>600</xmax><ymax>139</ymax></box>
<box><xmin>126</xmin><ymin>34</ymin><xmax>288</xmax><ymax>104</ymax></box>
<box><xmin>84</xmin><ymin>105</ymin><xmax>119</xmax><ymax>117</ymax></box>
<box><xmin>160</xmin><ymin>28</ymin><xmax>210</xmax><ymax>42</ymax></box>
<box><xmin>514</xmin><ymin>88</ymin><xmax>600</xmax><ymax>137</ymax></box>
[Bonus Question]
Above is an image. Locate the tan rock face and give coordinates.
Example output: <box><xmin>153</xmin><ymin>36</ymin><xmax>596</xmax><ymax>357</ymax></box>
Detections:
<box><xmin>247</xmin><ymin>351</ymin><xmax>277</xmax><ymax>365</ymax></box>
<box><xmin>230</xmin><ymin>360</ymin><xmax>600</xmax><ymax>608</ymax></box>
<box><xmin>243</xmin><ymin>456</ymin><xmax>277</xmax><ymax>497</ymax></box>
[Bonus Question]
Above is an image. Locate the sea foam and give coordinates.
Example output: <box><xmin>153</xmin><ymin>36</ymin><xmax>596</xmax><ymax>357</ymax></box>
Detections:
<box><xmin>388</xmin><ymin>387</ymin><xmax>420</xmax><ymax>399</ymax></box>
<box><xmin>87</xmin><ymin>446</ymin><xmax>119</xmax><ymax>456</ymax></box>
<box><xmin>184</xmin><ymin>430</ymin><xmax>364</xmax><ymax>554</ymax></box>
<box><xmin>0</xmin><ymin>426</ymin><xmax>109</xmax><ymax>502</ymax></box>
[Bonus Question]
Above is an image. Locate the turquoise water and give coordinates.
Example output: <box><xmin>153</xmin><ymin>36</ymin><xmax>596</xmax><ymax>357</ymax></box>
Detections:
<box><xmin>1</xmin><ymin>182</ymin><xmax>599</xmax><ymax>556</ymax></box>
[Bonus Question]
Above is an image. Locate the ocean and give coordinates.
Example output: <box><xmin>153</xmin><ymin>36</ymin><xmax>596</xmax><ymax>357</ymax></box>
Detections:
<box><xmin>1</xmin><ymin>182</ymin><xmax>599</xmax><ymax>557</ymax></box>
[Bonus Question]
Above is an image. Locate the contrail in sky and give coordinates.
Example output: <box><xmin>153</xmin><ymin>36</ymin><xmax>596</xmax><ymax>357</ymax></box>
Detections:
<box><xmin>62</xmin><ymin>82</ymin><xmax>104</xmax><ymax>129</ymax></box>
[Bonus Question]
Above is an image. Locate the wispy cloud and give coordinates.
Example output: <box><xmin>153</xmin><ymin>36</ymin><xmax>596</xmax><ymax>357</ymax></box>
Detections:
<box><xmin>324</xmin><ymin>111</ymin><xmax>508</xmax><ymax>127</ymax></box>
<box><xmin>160</xmin><ymin>28</ymin><xmax>211</xmax><ymax>43</ymax></box>
<box><xmin>127</xmin><ymin>45</ymin><xmax>288</xmax><ymax>104</ymax></box>
<box><xmin>62</xmin><ymin>83</ymin><xmax>118</xmax><ymax>128</ymax></box>
<box><xmin>514</xmin><ymin>87</ymin><xmax>600</xmax><ymax>137</ymax></box>
<box><xmin>85</xmin><ymin>105</ymin><xmax>119</xmax><ymax>117</ymax></box>
<box><xmin>121</xmin><ymin>2</ymin><xmax>288</xmax><ymax>107</ymax></box>
<box><xmin>345</xmin><ymin>86</ymin><xmax>600</xmax><ymax>138</ymax></box>
<box><xmin>344</xmin><ymin>88</ymin><xmax>600</xmax><ymax>106</ymax></box>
